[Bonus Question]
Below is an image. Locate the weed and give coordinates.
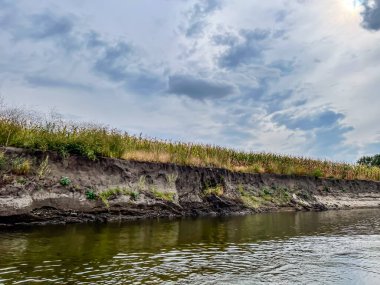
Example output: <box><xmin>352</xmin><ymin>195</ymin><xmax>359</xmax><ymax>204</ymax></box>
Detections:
<box><xmin>98</xmin><ymin>187</ymin><xmax>123</xmax><ymax>207</ymax></box>
<box><xmin>241</xmin><ymin>195</ymin><xmax>261</xmax><ymax>209</ymax></box>
<box><xmin>97</xmin><ymin>187</ymin><xmax>140</xmax><ymax>207</ymax></box>
<box><xmin>166</xmin><ymin>173</ymin><xmax>178</xmax><ymax>188</ymax></box>
<box><xmin>37</xmin><ymin>155</ymin><xmax>50</xmax><ymax>179</ymax></box>
<box><xmin>11</xmin><ymin>157</ymin><xmax>31</xmax><ymax>175</ymax></box>
<box><xmin>85</xmin><ymin>190</ymin><xmax>97</xmax><ymax>200</ymax></box>
<box><xmin>149</xmin><ymin>185</ymin><xmax>175</xmax><ymax>201</ymax></box>
<box><xmin>152</xmin><ymin>189</ymin><xmax>175</xmax><ymax>202</ymax></box>
<box><xmin>59</xmin><ymin>176</ymin><xmax>71</xmax><ymax>187</ymax></box>
<box><xmin>204</xmin><ymin>185</ymin><xmax>224</xmax><ymax>196</ymax></box>
<box><xmin>138</xmin><ymin>175</ymin><xmax>146</xmax><ymax>191</ymax></box>
<box><xmin>262</xmin><ymin>187</ymin><xmax>272</xmax><ymax>196</ymax></box>
<box><xmin>16</xmin><ymin>177</ymin><xmax>27</xmax><ymax>184</ymax></box>
<box><xmin>129</xmin><ymin>190</ymin><xmax>140</xmax><ymax>201</ymax></box>
<box><xmin>237</xmin><ymin>184</ymin><xmax>245</xmax><ymax>195</ymax></box>
<box><xmin>313</xmin><ymin>169</ymin><xmax>323</xmax><ymax>178</ymax></box>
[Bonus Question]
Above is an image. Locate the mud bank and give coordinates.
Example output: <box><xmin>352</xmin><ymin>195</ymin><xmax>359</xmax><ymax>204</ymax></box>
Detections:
<box><xmin>0</xmin><ymin>147</ymin><xmax>379</xmax><ymax>226</ymax></box>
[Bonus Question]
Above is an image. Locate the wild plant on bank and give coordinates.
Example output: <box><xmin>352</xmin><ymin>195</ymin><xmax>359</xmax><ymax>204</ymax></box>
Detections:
<box><xmin>0</xmin><ymin>105</ymin><xmax>379</xmax><ymax>181</ymax></box>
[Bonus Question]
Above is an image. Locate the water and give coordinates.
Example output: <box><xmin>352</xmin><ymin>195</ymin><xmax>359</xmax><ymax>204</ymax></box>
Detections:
<box><xmin>0</xmin><ymin>209</ymin><xmax>380</xmax><ymax>285</ymax></box>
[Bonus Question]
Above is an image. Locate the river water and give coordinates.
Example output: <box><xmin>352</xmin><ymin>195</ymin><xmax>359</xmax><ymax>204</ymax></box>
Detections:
<box><xmin>0</xmin><ymin>209</ymin><xmax>380</xmax><ymax>284</ymax></box>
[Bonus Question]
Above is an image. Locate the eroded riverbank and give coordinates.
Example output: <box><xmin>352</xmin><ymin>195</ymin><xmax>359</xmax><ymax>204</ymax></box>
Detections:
<box><xmin>0</xmin><ymin>147</ymin><xmax>380</xmax><ymax>226</ymax></box>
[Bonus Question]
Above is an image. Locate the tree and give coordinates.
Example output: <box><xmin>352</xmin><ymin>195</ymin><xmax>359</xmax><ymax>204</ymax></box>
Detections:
<box><xmin>357</xmin><ymin>154</ymin><xmax>380</xmax><ymax>167</ymax></box>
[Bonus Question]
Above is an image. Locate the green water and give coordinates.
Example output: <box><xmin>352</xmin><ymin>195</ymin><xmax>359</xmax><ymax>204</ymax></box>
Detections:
<box><xmin>1</xmin><ymin>209</ymin><xmax>380</xmax><ymax>284</ymax></box>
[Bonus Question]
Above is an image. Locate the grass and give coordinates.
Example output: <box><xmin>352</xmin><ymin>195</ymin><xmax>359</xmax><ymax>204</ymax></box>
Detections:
<box><xmin>204</xmin><ymin>185</ymin><xmax>224</xmax><ymax>196</ymax></box>
<box><xmin>98</xmin><ymin>187</ymin><xmax>140</xmax><ymax>207</ymax></box>
<box><xmin>0</xmin><ymin>106</ymin><xmax>379</xmax><ymax>181</ymax></box>
<box><xmin>11</xmin><ymin>157</ymin><xmax>31</xmax><ymax>175</ymax></box>
<box><xmin>239</xmin><ymin>185</ymin><xmax>292</xmax><ymax>208</ymax></box>
<box><xmin>149</xmin><ymin>185</ymin><xmax>175</xmax><ymax>202</ymax></box>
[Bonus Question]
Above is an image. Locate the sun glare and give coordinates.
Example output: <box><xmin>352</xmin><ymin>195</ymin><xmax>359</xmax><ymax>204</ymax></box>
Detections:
<box><xmin>342</xmin><ymin>0</ymin><xmax>361</xmax><ymax>13</ymax></box>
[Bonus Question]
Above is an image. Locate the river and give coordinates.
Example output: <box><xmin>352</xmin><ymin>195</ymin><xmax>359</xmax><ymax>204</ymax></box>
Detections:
<box><xmin>0</xmin><ymin>209</ymin><xmax>380</xmax><ymax>284</ymax></box>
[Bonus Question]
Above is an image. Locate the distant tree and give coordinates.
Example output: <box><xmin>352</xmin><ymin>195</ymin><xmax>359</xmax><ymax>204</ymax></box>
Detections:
<box><xmin>357</xmin><ymin>154</ymin><xmax>380</xmax><ymax>167</ymax></box>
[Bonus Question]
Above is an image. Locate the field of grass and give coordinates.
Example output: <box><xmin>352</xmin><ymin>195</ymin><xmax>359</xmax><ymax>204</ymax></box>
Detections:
<box><xmin>0</xmin><ymin>106</ymin><xmax>379</xmax><ymax>181</ymax></box>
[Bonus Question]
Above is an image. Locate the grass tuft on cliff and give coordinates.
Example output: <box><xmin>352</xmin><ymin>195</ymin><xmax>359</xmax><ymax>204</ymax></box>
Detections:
<box><xmin>0</xmin><ymin>106</ymin><xmax>379</xmax><ymax>181</ymax></box>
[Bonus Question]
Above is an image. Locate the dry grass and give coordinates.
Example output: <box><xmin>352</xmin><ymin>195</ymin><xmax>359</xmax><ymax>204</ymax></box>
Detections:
<box><xmin>0</xmin><ymin>106</ymin><xmax>379</xmax><ymax>181</ymax></box>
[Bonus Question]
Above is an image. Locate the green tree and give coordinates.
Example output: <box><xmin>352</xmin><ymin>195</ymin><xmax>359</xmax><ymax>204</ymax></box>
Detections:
<box><xmin>357</xmin><ymin>154</ymin><xmax>380</xmax><ymax>167</ymax></box>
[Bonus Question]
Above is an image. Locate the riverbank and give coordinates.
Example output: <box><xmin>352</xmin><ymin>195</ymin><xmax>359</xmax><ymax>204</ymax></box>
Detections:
<box><xmin>0</xmin><ymin>147</ymin><xmax>379</xmax><ymax>226</ymax></box>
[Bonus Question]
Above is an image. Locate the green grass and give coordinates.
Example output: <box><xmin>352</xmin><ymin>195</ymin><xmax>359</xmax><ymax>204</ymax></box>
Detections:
<box><xmin>98</xmin><ymin>187</ymin><xmax>140</xmax><ymax>207</ymax></box>
<box><xmin>150</xmin><ymin>186</ymin><xmax>175</xmax><ymax>202</ymax></box>
<box><xmin>0</xmin><ymin>106</ymin><xmax>379</xmax><ymax>181</ymax></box>
<box><xmin>204</xmin><ymin>185</ymin><xmax>224</xmax><ymax>196</ymax></box>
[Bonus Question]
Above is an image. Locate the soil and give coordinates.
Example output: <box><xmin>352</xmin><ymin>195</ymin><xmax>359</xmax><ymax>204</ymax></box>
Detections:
<box><xmin>1</xmin><ymin>147</ymin><xmax>379</xmax><ymax>226</ymax></box>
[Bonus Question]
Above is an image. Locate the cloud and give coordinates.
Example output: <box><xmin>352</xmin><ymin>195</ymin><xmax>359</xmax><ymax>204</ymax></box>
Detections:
<box><xmin>24</xmin><ymin>13</ymin><xmax>74</xmax><ymax>40</ymax></box>
<box><xmin>25</xmin><ymin>75</ymin><xmax>93</xmax><ymax>92</ymax></box>
<box><xmin>361</xmin><ymin>0</ymin><xmax>380</xmax><ymax>30</ymax></box>
<box><xmin>92</xmin><ymin>39</ymin><xmax>165</xmax><ymax>95</ymax></box>
<box><xmin>217</xmin><ymin>29</ymin><xmax>271</xmax><ymax>69</ymax></box>
<box><xmin>93</xmin><ymin>42</ymin><xmax>135</xmax><ymax>81</ymax></box>
<box><xmin>184</xmin><ymin>0</ymin><xmax>222</xmax><ymax>37</ymax></box>
<box><xmin>273</xmin><ymin>109</ymin><xmax>345</xmax><ymax>130</ymax></box>
<box><xmin>167</xmin><ymin>74</ymin><xmax>236</xmax><ymax>100</ymax></box>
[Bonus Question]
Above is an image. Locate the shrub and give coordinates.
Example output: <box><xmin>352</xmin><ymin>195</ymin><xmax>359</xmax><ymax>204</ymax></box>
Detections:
<box><xmin>59</xmin><ymin>176</ymin><xmax>71</xmax><ymax>186</ymax></box>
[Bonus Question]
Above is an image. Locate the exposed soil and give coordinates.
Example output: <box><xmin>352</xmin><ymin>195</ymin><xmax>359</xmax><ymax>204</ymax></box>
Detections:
<box><xmin>1</xmin><ymin>147</ymin><xmax>379</xmax><ymax>226</ymax></box>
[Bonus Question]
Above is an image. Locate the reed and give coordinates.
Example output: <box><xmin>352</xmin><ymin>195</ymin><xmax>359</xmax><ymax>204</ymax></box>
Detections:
<box><xmin>0</xmin><ymin>106</ymin><xmax>379</xmax><ymax>181</ymax></box>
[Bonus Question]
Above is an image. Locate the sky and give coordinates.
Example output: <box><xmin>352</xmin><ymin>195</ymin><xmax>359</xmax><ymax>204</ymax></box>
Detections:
<box><xmin>0</xmin><ymin>0</ymin><xmax>379</xmax><ymax>162</ymax></box>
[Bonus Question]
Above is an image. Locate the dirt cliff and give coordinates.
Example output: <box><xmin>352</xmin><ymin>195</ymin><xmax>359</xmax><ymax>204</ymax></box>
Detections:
<box><xmin>1</xmin><ymin>147</ymin><xmax>379</xmax><ymax>226</ymax></box>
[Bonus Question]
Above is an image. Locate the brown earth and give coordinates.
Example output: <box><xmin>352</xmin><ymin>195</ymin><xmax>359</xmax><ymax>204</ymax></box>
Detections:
<box><xmin>0</xmin><ymin>147</ymin><xmax>379</xmax><ymax>226</ymax></box>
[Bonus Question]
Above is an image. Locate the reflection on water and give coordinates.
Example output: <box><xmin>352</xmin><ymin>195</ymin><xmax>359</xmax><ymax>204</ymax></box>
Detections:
<box><xmin>0</xmin><ymin>209</ymin><xmax>380</xmax><ymax>284</ymax></box>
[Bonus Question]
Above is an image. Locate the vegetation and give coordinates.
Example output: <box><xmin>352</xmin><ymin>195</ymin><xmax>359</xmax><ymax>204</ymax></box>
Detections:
<box><xmin>204</xmin><ymin>185</ymin><xmax>224</xmax><ymax>196</ymax></box>
<box><xmin>0</xmin><ymin>105</ymin><xmax>379</xmax><ymax>181</ymax></box>
<box><xmin>0</xmin><ymin>151</ymin><xmax>6</xmax><ymax>170</ymax></box>
<box><xmin>358</xmin><ymin>154</ymin><xmax>380</xmax><ymax>167</ymax></box>
<box><xmin>37</xmin><ymin>155</ymin><xmax>50</xmax><ymax>179</ymax></box>
<box><xmin>11</xmin><ymin>157</ymin><xmax>31</xmax><ymax>175</ymax></box>
<box><xmin>150</xmin><ymin>186</ymin><xmax>175</xmax><ymax>202</ymax></box>
<box><xmin>98</xmin><ymin>187</ymin><xmax>140</xmax><ymax>207</ymax></box>
<box><xmin>238</xmin><ymin>184</ymin><xmax>292</xmax><ymax>209</ymax></box>
<box><xmin>85</xmin><ymin>190</ymin><xmax>97</xmax><ymax>200</ymax></box>
<box><xmin>59</xmin><ymin>176</ymin><xmax>72</xmax><ymax>187</ymax></box>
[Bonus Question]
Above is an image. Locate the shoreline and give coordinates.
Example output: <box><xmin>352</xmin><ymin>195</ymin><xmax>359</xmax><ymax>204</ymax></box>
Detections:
<box><xmin>1</xmin><ymin>147</ymin><xmax>379</xmax><ymax>227</ymax></box>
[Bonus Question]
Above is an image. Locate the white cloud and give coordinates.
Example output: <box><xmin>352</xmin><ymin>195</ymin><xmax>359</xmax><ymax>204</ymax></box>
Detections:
<box><xmin>0</xmin><ymin>0</ymin><xmax>379</xmax><ymax>162</ymax></box>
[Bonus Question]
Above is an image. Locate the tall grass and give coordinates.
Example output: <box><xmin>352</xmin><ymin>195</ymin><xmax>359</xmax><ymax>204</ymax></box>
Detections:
<box><xmin>0</xmin><ymin>106</ymin><xmax>379</xmax><ymax>181</ymax></box>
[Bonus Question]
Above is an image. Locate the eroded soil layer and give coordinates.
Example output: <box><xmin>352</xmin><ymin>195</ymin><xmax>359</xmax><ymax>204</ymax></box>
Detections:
<box><xmin>1</xmin><ymin>147</ymin><xmax>379</xmax><ymax>226</ymax></box>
